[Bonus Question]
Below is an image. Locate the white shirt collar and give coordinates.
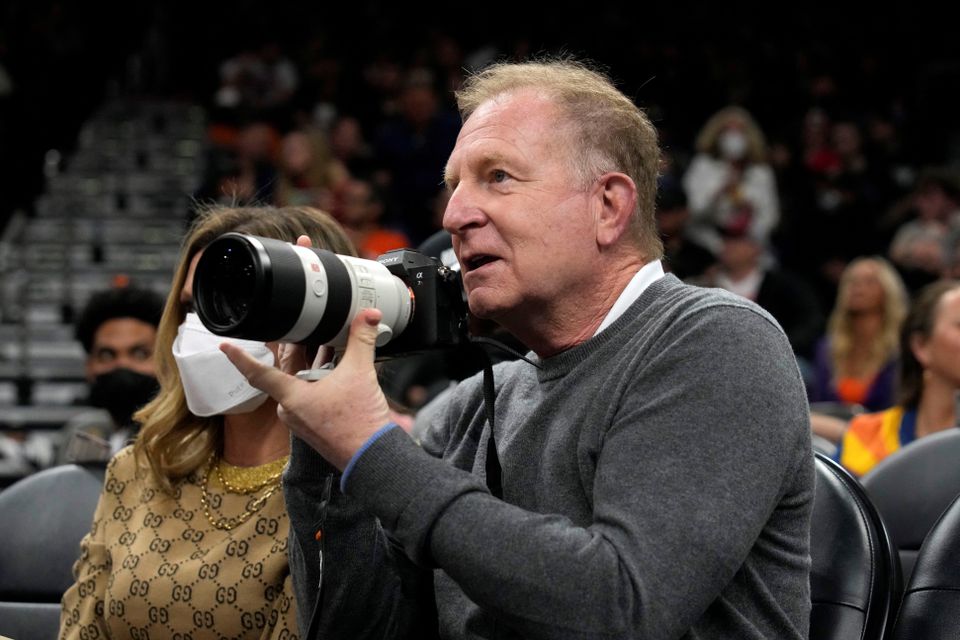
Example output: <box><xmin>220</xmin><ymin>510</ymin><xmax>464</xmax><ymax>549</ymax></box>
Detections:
<box><xmin>594</xmin><ymin>260</ymin><xmax>665</xmax><ymax>336</ymax></box>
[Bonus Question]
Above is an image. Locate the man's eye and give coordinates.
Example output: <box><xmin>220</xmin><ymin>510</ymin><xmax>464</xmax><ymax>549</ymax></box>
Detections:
<box><xmin>94</xmin><ymin>349</ymin><xmax>117</xmax><ymax>363</ymax></box>
<box><xmin>492</xmin><ymin>170</ymin><xmax>508</xmax><ymax>183</ymax></box>
<box><xmin>131</xmin><ymin>346</ymin><xmax>153</xmax><ymax>361</ymax></box>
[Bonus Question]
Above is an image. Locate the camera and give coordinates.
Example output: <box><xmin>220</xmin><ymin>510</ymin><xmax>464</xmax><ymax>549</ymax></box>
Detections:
<box><xmin>193</xmin><ymin>233</ymin><xmax>469</xmax><ymax>358</ymax></box>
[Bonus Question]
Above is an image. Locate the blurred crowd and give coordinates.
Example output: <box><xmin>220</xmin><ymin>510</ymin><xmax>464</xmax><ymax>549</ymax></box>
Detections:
<box><xmin>1</xmin><ymin>2</ymin><xmax>959</xmax><ymax>477</ymax></box>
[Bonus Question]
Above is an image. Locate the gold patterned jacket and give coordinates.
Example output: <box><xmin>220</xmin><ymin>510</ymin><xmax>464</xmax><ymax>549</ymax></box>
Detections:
<box><xmin>59</xmin><ymin>447</ymin><xmax>298</xmax><ymax>639</ymax></box>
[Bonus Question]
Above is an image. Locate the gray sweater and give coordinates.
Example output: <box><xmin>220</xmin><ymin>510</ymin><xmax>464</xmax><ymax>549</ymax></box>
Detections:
<box><xmin>286</xmin><ymin>274</ymin><xmax>813</xmax><ymax>639</ymax></box>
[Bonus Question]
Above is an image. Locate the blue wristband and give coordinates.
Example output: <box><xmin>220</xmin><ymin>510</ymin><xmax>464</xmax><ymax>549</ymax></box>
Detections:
<box><xmin>340</xmin><ymin>422</ymin><xmax>400</xmax><ymax>493</ymax></box>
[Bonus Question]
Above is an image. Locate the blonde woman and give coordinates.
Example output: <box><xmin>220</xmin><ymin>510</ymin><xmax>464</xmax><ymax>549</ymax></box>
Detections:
<box><xmin>838</xmin><ymin>279</ymin><xmax>960</xmax><ymax>476</ymax></box>
<box><xmin>682</xmin><ymin>106</ymin><xmax>780</xmax><ymax>255</ymax></box>
<box><xmin>60</xmin><ymin>206</ymin><xmax>355</xmax><ymax>639</ymax></box>
<box><xmin>810</xmin><ymin>256</ymin><xmax>908</xmax><ymax>414</ymax></box>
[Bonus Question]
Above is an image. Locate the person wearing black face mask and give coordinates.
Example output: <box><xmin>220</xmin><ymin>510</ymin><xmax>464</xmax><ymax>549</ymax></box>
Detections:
<box><xmin>57</xmin><ymin>285</ymin><xmax>165</xmax><ymax>464</ymax></box>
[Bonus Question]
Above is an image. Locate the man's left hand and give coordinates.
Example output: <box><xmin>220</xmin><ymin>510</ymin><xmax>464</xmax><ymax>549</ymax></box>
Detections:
<box><xmin>220</xmin><ymin>308</ymin><xmax>392</xmax><ymax>470</ymax></box>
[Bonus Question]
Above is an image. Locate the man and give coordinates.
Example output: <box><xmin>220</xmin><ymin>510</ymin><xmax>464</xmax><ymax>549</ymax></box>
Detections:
<box><xmin>59</xmin><ymin>285</ymin><xmax>164</xmax><ymax>463</ymax></box>
<box><xmin>691</xmin><ymin>222</ymin><xmax>823</xmax><ymax>367</ymax></box>
<box><xmin>224</xmin><ymin>59</ymin><xmax>813</xmax><ymax>639</ymax></box>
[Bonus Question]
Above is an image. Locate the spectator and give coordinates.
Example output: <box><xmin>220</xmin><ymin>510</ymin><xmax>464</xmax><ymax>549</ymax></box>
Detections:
<box><xmin>225</xmin><ymin>58</ymin><xmax>813</xmax><ymax>640</ymax></box>
<box><xmin>810</xmin><ymin>256</ymin><xmax>908</xmax><ymax>412</ymax></box>
<box><xmin>275</xmin><ymin>127</ymin><xmax>347</xmax><ymax>209</ymax></box>
<box><xmin>837</xmin><ymin>279</ymin><xmax>960</xmax><ymax>476</ymax></box>
<box><xmin>59</xmin><ymin>285</ymin><xmax>165</xmax><ymax>464</ymax></box>
<box><xmin>374</xmin><ymin>70</ymin><xmax>460</xmax><ymax>244</ymax></box>
<box><xmin>691</xmin><ymin>223</ymin><xmax>822</xmax><ymax>366</ymax></box>
<box><xmin>334</xmin><ymin>177</ymin><xmax>410</xmax><ymax>259</ymax></box>
<box><xmin>328</xmin><ymin>115</ymin><xmax>378</xmax><ymax>181</ymax></box>
<box><xmin>888</xmin><ymin>167</ymin><xmax>960</xmax><ymax>291</ymax></box>
<box><xmin>59</xmin><ymin>205</ymin><xmax>356</xmax><ymax>639</ymax></box>
<box><xmin>682</xmin><ymin>105</ymin><xmax>780</xmax><ymax>256</ymax></box>
<box><xmin>655</xmin><ymin>183</ymin><xmax>714</xmax><ymax>280</ymax></box>
<box><xmin>214</xmin><ymin>42</ymin><xmax>298</xmax><ymax>124</ymax></box>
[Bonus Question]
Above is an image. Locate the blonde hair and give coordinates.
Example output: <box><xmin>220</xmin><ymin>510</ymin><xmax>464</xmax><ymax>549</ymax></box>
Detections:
<box><xmin>275</xmin><ymin>127</ymin><xmax>348</xmax><ymax>206</ymax></box>
<box><xmin>133</xmin><ymin>205</ymin><xmax>355</xmax><ymax>492</ymax></box>
<box><xmin>455</xmin><ymin>57</ymin><xmax>663</xmax><ymax>259</ymax></box>
<box><xmin>827</xmin><ymin>256</ymin><xmax>908</xmax><ymax>378</ymax></box>
<box><xmin>694</xmin><ymin>106</ymin><xmax>769</xmax><ymax>164</ymax></box>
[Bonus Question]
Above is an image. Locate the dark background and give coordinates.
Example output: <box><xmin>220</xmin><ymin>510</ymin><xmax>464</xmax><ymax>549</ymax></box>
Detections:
<box><xmin>1</xmin><ymin>1</ymin><xmax>958</xmax><ymax>232</ymax></box>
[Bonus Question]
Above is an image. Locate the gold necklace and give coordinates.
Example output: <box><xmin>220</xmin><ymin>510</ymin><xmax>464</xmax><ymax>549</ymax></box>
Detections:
<box><xmin>215</xmin><ymin>456</ymin><xmax>288</xmax><ymax>494</ymax></box>
<box><xmin>199</xmin><ymin>455</ymin><xmax>286</xmax><ymax>531</ymax></box>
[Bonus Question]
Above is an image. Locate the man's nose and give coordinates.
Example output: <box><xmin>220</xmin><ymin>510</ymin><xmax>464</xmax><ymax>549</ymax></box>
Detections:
<box><xmin>442</xmin><ymin>185</ymin><xmax>487</xmax><ymax>235</ymax></box>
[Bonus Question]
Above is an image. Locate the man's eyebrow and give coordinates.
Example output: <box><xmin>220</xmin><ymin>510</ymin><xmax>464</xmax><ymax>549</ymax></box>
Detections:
<box><xmin>443</xmin><ymin>151</ymin><xmax>513</xmax><ymax>189</ymax></box>
<box><xmin>443</xmin><ymin>165</ymin><xmax>457</xmax><ymax>189</ymax></box>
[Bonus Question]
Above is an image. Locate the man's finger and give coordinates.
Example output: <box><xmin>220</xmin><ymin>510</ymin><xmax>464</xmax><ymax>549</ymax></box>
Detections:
<box><xmin>338</xmin><ymin>308</ymin><xmax>383</xmax><ymax>371</ymax></box>
<box><xmin>277</xmin><ymin>342</ymin><xmax>310</xmax><ymax>375</ymax></box>
<box><xmin>220</xmin><ymin>342</ymin><xmax>298</xmax><ymax>401</ymax></box>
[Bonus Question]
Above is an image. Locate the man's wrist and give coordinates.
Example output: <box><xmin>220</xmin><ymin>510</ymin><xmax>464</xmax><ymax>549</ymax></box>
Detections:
<box><xmin>340</xmin><ymin>422</ymin><xmax>400</xmax><ymax>493</ymax></box>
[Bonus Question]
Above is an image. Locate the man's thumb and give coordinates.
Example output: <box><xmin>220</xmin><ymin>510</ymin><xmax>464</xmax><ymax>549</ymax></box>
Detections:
<box><xmin>340</xmin><ymin>307</ymin><xmax>383</xmax><ymax>369</ymax></box>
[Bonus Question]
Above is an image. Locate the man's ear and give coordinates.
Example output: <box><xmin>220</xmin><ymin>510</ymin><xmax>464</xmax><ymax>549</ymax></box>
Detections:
<box><xmin>594</xmin><ymin>173</ymin><xmax>638</xmax><ymax>248</ymax></box>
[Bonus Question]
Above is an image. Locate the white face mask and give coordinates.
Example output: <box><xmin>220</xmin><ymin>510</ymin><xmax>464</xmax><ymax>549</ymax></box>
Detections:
<box><xmin>718</xmin><ymin>130</ymin><xmax>749</xmax><ymax>160</ymax></box>
<box><xmin>172</xmin><ymin>313</ymin><xmax>276</xmax><ymax>417</ymax></box>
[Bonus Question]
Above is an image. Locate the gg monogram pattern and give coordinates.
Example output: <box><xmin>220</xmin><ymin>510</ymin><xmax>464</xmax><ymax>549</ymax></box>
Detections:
<box><xmin>59</xmin><ymin>447</ymin><xmax>299</xmax><ymax>639</ymax></box>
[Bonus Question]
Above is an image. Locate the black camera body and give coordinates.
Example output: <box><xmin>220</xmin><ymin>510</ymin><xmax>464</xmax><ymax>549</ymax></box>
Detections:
<box><xmin>193</xmin><ymin>233</ymin><xmax>469</xmax><ymax>359</ymax></box>
<box><xmin>375</xmin><ymin>249</ymin><xmax>468</xmax><ymax>357</ymax></box>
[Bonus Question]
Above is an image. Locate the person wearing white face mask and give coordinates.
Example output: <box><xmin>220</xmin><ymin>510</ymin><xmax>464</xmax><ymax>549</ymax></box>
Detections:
<box><xmin>682</xmin><ymin>105</ymin><xmax>781</xmax><ymax>260</ymax></box>
<box><xmin>173</xmin><ymin>312</ymin><xmax>277</xmax><ymax>417</ymax></box>
<box><xmin>60</xmin><ymin>205</ymin><xmax>360</xmax><ymax>640</ymax></box>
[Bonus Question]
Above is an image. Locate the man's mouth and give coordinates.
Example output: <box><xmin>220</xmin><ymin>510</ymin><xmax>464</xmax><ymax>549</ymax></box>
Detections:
<box><xmin>465</xmin><ymin>254</ymin><xmax>498</xmax><ymax>272</ymax></box>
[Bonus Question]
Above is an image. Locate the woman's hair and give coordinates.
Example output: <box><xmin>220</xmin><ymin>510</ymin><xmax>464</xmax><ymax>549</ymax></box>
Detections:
<box><xmin>694</xmin><ymin>106</ymin><xmax>769</xmax><ymax>164</ymax></box>
<box><xmin>133</xmin><ymin>205</ymin><xmax>355</xmax><ymax>492</ymax></box>
<box><xmin>827</xmin><ymin>256</ymin><xmax>908</xmax><ymax>378</ymax></box>
<box><xmin>897</xmin><ymin>279</ymin><xmax>960</xmax><ymax>408</ymax></box>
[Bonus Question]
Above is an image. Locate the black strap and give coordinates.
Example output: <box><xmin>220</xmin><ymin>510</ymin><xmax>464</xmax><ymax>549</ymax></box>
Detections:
<box><xmin>469</xmin><ymin>336</ymin><xmax>540</xmax><ymax>501</ymax></box>
<box><xmin>481</xmin><ymin>349</ymin><xmax>503</xmax><ymax>500</ymax></box>
<box><xmin>305</xmin><ymin>474</ymin><xmax>334</xmax><ymax>640</ymax></box>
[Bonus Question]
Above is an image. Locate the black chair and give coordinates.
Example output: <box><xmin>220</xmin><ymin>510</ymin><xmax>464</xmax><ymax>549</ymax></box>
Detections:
<box><xmin>887</xmin><ymin>493</ymin><xmax>960</xmax><ymax>640</ymax></box>
<box><xmin>0</xmin><ymin>463</ymin><xmax>105</xmax><ymax>640</ymax></box>
<box><xmin>861</xmin><ymin>428</ymin><xmax>960</xmax><ymax>581</ymax></box>
<box><xmin>809</xmin><ymin>401</ymin><xmax>866</xmax><ymax>421</ymax></box>
<box><xmin>809</xmin><ymin>452</ymin><xmax>901</xmax><ymax>640</ymax></box>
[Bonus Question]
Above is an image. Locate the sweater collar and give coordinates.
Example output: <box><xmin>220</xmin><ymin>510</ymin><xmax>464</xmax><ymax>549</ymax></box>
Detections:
<box><xmin>533</xmin><ymin>273</ymin><xmax>680</xmax><ymax>381</ymax></box>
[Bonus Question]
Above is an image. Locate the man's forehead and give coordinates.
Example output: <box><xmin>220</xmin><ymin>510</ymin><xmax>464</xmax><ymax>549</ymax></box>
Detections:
<box><xmin>446</xmin><ymin>91</ymin><xmax>566</xmax><ymax>177</ymax></box>
<box><xmin>93</xmin><ymin>317</ymin><xmax>157</xmax><ymax>344</ymax></box>
<box><xmin>462</xmin><ymin>89</ymin><xmax>560</xmax><ymax>136</ymax></box>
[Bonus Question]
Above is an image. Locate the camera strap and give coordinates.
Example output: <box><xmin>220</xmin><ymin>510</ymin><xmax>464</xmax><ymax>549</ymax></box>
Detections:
<box><xmin>470</xmin><ymin>337</ymin><xmax>541</xmax><ymax>501</ymax></box>
<box><xmin>481</xmin><ymin>353</ymin><xmax>503</xmax><ymax>500</ymax></box>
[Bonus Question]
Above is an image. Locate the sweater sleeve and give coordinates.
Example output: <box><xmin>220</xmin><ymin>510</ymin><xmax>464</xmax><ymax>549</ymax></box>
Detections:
<box><xmin>59</xmin><ymin>467</ymin><xmax>114</xmax><ymax>639</ymax></box>
<box><xmin>344</xmin><ymin>304</ymin><xmax>812</xmax><ymax>639</ymax></box>
<box><xmin>283</xmin><ymin>434</ymin><xmax>436</xmax><ymax>640</ymax></box>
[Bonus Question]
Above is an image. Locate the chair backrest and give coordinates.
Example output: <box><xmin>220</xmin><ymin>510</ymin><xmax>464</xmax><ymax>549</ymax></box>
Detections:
<box><xmin>811</xmin><ymin>433</ymin><xmax>838</xmax><ymax>458</ymax></box>
<box><xmin>810</xmin><ymin>401</ymin><xmax>866</xmax><ymax>421</ymax></box>
<box><xmin>887</xmin><ymin>493</ymin><xmax>960</xmax><ymax>640</ymax></box>
<box><xmin>0</xmin><ymin>463</ymin><xmax>104</xmax><ymax>640</ymax></box>
<box><xmin>809</xmin><ymin>452</ymin><xmax>901</xmax><ymax>640</ymax></box>
<box><xmin>861</xmin><ymin>428</ymin><xmax>960</xmax><ymax>581</ymax></box>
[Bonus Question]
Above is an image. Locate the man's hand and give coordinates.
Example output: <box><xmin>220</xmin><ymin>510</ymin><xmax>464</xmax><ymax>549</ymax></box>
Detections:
<box><xmin>219</xmin><ymin>235</ymin><xmax>393</xmax><ymax>470</ymax></box>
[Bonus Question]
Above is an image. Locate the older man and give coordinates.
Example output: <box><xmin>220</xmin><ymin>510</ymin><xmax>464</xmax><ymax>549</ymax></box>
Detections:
<box><xmin>224</xmin><ymin>59</ymin><xmax>813</xmax><ymax>640</ymax></box>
